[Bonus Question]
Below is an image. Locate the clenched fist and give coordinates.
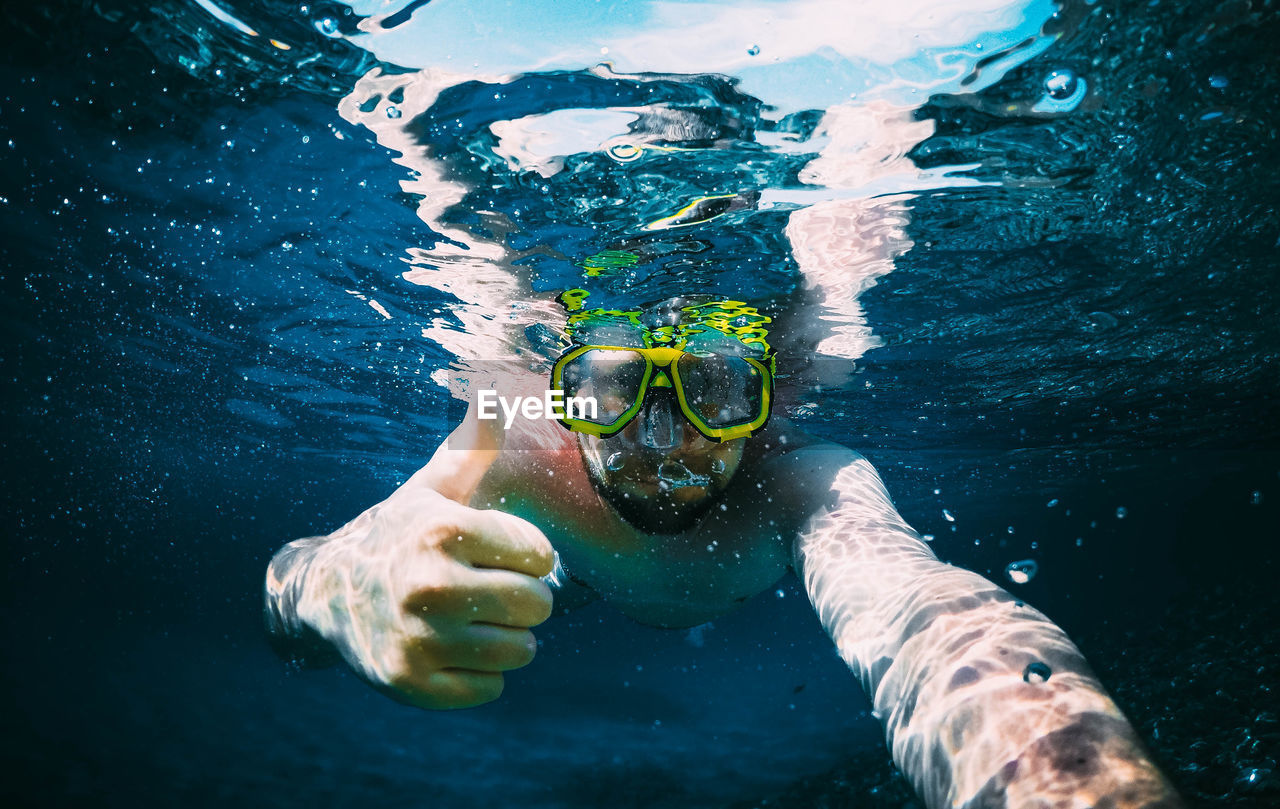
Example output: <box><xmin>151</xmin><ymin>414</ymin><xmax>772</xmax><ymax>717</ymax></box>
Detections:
<box><xmin>279</xmin><ymin>480</ymin><xmax>555</xmax><ymax>709</ymax></box>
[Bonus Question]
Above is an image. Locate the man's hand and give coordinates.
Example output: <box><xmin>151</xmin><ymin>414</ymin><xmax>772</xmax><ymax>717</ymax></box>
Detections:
<box><xmin>289</xmin><ymin>476</ymin><xmax>554</xmax><ymax>710</ymax></box>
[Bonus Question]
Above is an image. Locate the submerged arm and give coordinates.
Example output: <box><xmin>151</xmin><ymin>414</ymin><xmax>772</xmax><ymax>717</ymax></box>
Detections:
<box><xmin>787</xmin><ymin>449</ymin><xmax>1182</xmax><ymax>808</ymax></box>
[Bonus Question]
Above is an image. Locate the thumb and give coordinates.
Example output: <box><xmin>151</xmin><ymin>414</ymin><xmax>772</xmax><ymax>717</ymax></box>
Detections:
<box><xmin>402</xmin><ymin>396</ymin><xmax>504</xmax><ymax>505</ymax></box>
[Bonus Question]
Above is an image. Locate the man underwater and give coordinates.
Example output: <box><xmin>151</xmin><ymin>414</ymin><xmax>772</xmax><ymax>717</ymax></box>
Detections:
<box><xmin>265</xmin><ymin>296</ymin><xmax>1183</xmax><ymax>808</ymax></box>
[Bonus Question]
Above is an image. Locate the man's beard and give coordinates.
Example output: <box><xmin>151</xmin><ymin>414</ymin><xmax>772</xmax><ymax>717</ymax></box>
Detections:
<box><xmin>581</xmin><ymin>448</ymin><xmax>724</xmax><ymax>534</ymax></box>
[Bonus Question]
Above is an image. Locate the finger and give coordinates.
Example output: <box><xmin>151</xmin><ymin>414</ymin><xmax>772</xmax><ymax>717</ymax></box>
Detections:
<box><xmin>406</xmin><ymin>567</ymin><xmax>553</xmax><ymax>628</ymax></box>
<box><xmin>420</xmin><ymin>624</ymin><xmax>538</xmax><ymax>673</ymax></box>
<box><xmin>385</xmin><ymin>666</ymin><xmax>505</xmax><ymax>711</ymax></box>
<box><xmin>458</xmin><ymin>509</ymin><xmax>555</xmax><ymax>577</ymax></box>
<box><xmin>400</xmin><ymin>398</ymin><xmax>504</xmax><ymax>506</ymax></box>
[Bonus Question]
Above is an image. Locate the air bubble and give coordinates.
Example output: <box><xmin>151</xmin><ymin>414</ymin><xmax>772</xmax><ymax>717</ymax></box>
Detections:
<box><xmin>1045</xmin><ymin>69</ymin><xmax>1078</xmax><ymax>100</ymax></box>
<box><xmin>1084</xmin><ymin>310</ymin><xmax>1118</xmax><ymax>331</ymax></box>
<box><xmin>316</xmin><ymin>18</ymin><xmax>340</xmax><ymax>37</ymax></box>
<box><xmin>1116</xmin><ymin>506</ymin><xmax>1128</xmax><ymax>519</ymax></box>
<box><xmin>606</xmin><ymin>452</ymin><xmax>625</xmax><ymax>471</ymax></box>
<box><xmin>747</xmin><ymin>44</ymin><xmax>760</xmax><ymax>56</ymax></box>
<box><xmin>1023</xmin><ymin>661</ymin><xmax>1051</xmax><ymax>683</ymax></box>
<box><xmin>1209</xmin><ymin>74</ymin><xmax>1229</xmax><ymax>89</ymax></box>
<box><xmin>1032</xmin><ymin>70</ymin><xmax>1087</xmax><ymax>114</ymax></box>
<box><xmin>1006</xmin><ymin>559</ymin><xmax>1038</xmax><ymax>584</ymax></box>
<box><xmin>1251</xmin><ymin>490</ymin><xmax>1263</xmax><ymax>505</ymax></box>
<box><xmin>385</xmin><ymin>106</ymin><xmax>402</xmax><ymax>119</ymax></box>
<box><xmin>943</xmin><ymin>509</ymin><xmax>955</xmax><ymax>522</ymax></box>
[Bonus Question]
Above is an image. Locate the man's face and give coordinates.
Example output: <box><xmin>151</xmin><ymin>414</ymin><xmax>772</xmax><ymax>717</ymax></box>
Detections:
<box><xmin>576</xmin><ymin>388</ymin><xmax>747</xmax><ymax>534</ymax></box>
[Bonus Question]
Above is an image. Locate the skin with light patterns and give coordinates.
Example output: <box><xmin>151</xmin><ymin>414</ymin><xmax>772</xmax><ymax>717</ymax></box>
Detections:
<box><xmin>266</xmin><ymin>397</ymin><xmax>1183</xmax><ymax>808</ymax></box>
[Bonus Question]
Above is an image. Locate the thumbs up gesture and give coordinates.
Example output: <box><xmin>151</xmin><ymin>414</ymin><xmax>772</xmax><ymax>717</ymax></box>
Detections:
<box><xmin>289</xmin><ymin>409</ymin><xmax>556</xmax><ymax>709</ymax></box>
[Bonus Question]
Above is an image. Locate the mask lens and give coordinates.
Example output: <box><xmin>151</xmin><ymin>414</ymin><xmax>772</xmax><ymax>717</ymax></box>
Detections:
<box><xmin>558</xmin><ymin>349</ymin><xmax>648</xmax><ymax>429</ymax></box>
<box><xmin>676</xmin><ymin>354</ymin><xmax>765</xmax><ymax>428</ymax></box>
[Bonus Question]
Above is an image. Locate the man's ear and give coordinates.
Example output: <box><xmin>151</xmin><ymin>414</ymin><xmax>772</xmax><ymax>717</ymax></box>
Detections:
<box><xmin>524</xmin><ymin>322</ymin><xmax>571</xmax><ymax>363</ymax></box>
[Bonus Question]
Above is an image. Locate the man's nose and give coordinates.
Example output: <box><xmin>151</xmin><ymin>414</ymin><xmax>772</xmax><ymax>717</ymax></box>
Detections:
<box><xmin>636</xmin><ymin>392</ymin><xmax>681</xmax><ymax>450</ymax></box>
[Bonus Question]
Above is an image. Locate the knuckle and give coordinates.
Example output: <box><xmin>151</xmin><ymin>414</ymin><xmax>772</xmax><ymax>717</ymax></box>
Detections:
<box><xmin>420</xmin><ymin>519</ymin><xmax>465</xmax><ymax>553</ymax></box>
<box><xmin>402</xmin><ymin>575</ymin><xmax>451</xmax><ymax>603</ymax></box>
<box><xmin>401</xmin><ymin>566</ymin><xmax>464</xmax><ymax>613</ymax></box>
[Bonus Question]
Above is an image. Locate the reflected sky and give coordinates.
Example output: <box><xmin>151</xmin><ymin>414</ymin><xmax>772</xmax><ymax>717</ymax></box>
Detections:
<box><xmin>338</xmin><ymin>0</ymin><xmax>1057</xmax><ymax>113</ymax></box>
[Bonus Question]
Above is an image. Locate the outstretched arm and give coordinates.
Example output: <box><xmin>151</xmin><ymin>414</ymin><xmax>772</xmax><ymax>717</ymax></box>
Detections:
<box><xmin>786</xmin><ymin>448</ymin><xmax>1182</xmax><ymax>808</ymax></box>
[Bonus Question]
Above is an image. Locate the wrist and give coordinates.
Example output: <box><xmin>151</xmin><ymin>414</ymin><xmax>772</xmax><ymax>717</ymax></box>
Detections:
<box><xmin>264</xmin><ymin>536</ymin><xmax>342</xmax><ymax>667</ymax></box>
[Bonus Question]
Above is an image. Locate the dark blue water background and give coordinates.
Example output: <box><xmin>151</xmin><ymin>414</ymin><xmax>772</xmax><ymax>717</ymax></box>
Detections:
<box><xmin>2</xmin><ymin>0</ymin><xmax>1278</xmax><ymax>806</ymax></box>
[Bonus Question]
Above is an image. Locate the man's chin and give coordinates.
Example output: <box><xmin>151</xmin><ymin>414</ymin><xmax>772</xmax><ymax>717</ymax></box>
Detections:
<box><xmin>597</xmin><ymin>480</ymin><xmax>720</xmax><ymax>534</ymax></box>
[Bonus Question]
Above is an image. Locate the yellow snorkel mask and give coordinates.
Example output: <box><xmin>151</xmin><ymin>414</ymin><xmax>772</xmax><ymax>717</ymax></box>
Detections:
<box><xmin>550</xmin><ymin>343</ymin><xmax>774</xmax><ymax>442</ymax></box>
<box><xmin>550</xmin><ymin>290</ymin><xmax>776</xmax><ymax>443</ymax></box>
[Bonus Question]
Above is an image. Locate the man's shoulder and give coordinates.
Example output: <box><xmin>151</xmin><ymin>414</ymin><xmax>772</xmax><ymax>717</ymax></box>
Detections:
<box><xmin>730</xmin><ymin>422</ymin><xmax>868</xmax><ymax>524</ymax></box>
<box><xmin>744</xmin><ymin>419</ymin><xmax>864</xmax><ymax>474</ymax></box>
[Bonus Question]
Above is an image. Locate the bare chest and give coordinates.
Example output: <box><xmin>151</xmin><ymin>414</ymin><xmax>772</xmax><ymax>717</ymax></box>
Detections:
<box><xmin>473</xmin><ymin>449</ymin><xmax>792</xmax><ymax>628</ymax></box>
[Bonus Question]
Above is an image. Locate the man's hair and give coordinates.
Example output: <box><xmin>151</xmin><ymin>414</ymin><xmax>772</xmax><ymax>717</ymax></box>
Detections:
<box><xmin>555</xmin><ymin>290</ymin><xmax>773</xmax><ymax>356</ymax></box>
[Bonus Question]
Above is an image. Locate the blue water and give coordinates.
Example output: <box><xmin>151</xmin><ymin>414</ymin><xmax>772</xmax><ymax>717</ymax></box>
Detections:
<box><xmin>2</xmin><ymin>0</ymin><xmax>1278</xmax><ymax>806</ymax></box>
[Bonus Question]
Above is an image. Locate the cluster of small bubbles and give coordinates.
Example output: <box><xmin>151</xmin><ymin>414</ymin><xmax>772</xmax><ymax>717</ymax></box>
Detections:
<box><xmin>1006</xmin><ymin>559</ymin><xmax>1038</xmax><ymax>584</ymax></box>
<box><xmin>1116</xmin><ymin>506</ymin><xmax>1128</xmax><ymax>519</ymax></box>
<box><xmin>1023</xmin><ymin>661</ymin><xmax>1052</xmax><ymax>683</ymax></box>
<box><xmin>711</xmin><ymin>458</ymin><xmax>725</xmax><ymax>474</ymax></box>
